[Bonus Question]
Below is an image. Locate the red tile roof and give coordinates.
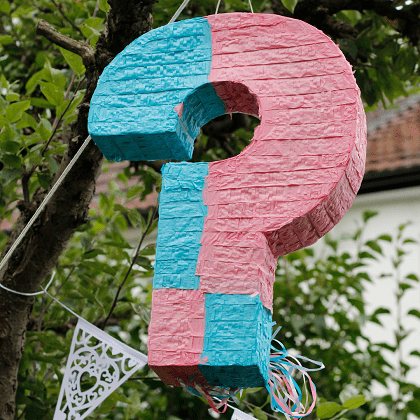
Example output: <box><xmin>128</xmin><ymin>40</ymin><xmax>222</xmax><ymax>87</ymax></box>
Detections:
<box><xmin>365</xmin><ymin>94</ymin><xmax>420</xmax><ymax>173</ymax></box>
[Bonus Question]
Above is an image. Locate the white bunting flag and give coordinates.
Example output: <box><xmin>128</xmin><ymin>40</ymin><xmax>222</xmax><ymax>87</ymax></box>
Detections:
<box><xmin>231</xmin><ymin>408</ymin><xmax>256</xmax><ymax>420</ymax></box>
<box><xmin>54</xmin><ymin>318</ymin><xmax>148</xmax><ymax>420</ymax></box>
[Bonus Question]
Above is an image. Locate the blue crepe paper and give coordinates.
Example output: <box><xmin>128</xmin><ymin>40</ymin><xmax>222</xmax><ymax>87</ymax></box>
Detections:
<box><xmin>88</xmin><ymin>17</ymin><xmax>225</xmax><ymax>162</ymax></box>
<box><xmin>199</xmin><ymin>294</ymin><xmax>272</xmax><ymax>388</ymax></box>
<box><xmin>153</xmin><ymin>162</ymin><xmax>208</xmax><ymax>289</ymax></box>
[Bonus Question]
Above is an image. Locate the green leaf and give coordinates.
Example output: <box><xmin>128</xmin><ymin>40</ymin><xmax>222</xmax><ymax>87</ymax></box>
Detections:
<box><xmin>30</xmin><ymin>97</ymin><xmax>54</xmax><ymax>109</ymax></box>
<box><xmin>127</xmin><ymin>185</ymin><xmax>144</xmax><ymax>199</ymax></box>
<box><xmin>0</xmin><ymin>34</ymin><xmax>13</xmax><ymax>45</ymax></box>
<box><xmin>362</xmin><ymin>210</ymin><xmax>378</xmax><ymax>223</ymax></box>
<box><xmin>25</xmin><ymin>69</ymin><xmax>48</xmax><ymax>95</ymax></box>
<box><xmin>2</xmin><ymin>154</ymin><xmax>21</xmax><ymax>168</ymax></box>
<box><xmin>378</xmin><ymin>234</ymin><xmax>392</xmax><ymax>242</ymax></box>
<box><xmin>59</xmin><ymin>48</ymin><xmax>86</xmax><ymax>76</ymax></box>
<box><xmin>97</xmin><ymin>392</ymin><xmax>122</xmax><ymax>413</ymax></box>
<box><xmin>27</xmin><ymin>331</ymin><xmax>65</xmax><ymax>350</ymax></box>
<box><xmin>127</xmin><ymin>208</ymin><xmax>143</xmax><ymax>228</ymax></box>
<box><xmin>56</xmin><ymin>92</ymin><xmax>83</xmax><ymax>121</ymax></box>
<box><xmin>26</xmin><ymin>400</ymin><xmax>47</xmax><ymax>420</ymax></box>
<box><xmin>346</xmin><ymin>40</ymin><xmax>358</xmax><ymax>60</ymax></box>
<box><xmin>406</xmin><ymin>274</ymin><xmax>419</xmax><ymax>282</ymax></box>
<box><xmin>0</xmin><ymin>141</ymin><xmax>20</xmax><ymax>153</ymax></box>
<box><xmin>0</xmin><ymin>0</ymin><xmax>11</xmax><ymax>14</ymax></box>
<box><xmin>317</xmin><ymin>402</ymin><xmax>343</xmax><ymax>419</ymax></box>
<box><xmin>89</xmin><ymin>35</ymin><xmax>100</xmax><ymax>48</ymax></box>
<box><xmin>407</xmin><ymin>399</ymin><xmax>420</xmax><ymax>415</ymax></box>
<box><xmin>99</xmin><ymin>0</ymin><xmax>110</xmax><ymax>12</ymax></box>
<box><xmin>0</xmin><ymin>74</ymin><xmax>7</xmax><ymax>88</ymax></box>
<box><xmin>373</xmin><ymin>308</ymin><xmax>390</xmax><ymax>316</ymax></box>
<box><xmin>11</xmin><ymin>5</ymin><xmax>35</xmax><ymax>18</ymax></box>
<box><xmin>365</xmin><ymin>240</ymin><xmax>382</xmax><ymax>254</ymax></box>
<box><xmin>44</xmin><ymin>60</ymin><xmax>66</xmax><ymax>89</ymax></box>
<box><xmin>358</xmin><ymin>251</ymin><xmax>377</xmax><ymax>260</ymax></box>
<box><xmin>5</xmin><ymin>100</ymin><xmax>30</xmax><ymax>123</ymax></box>
<box><xmin>16</xmin><ymin>112</ymin><xmax>37</xmax><ymax>130</ymax></box>
<box><xmin>83</xmin><ymin>261</ymin><xmax>117</xmax><ymax>276</ymax></box>
<box><xmin>48</xmin><ymin>156</ymin><xmax>59</xmax><ymax>175</ymax></box>
<box><xmin>135</xmin><ymin>256</ymin><xmax>152</xmax><ymax>268</ymax></box>
<box><xmin>410</xmin><ymin>350</ymin><xmax>420</xmax><ymax>358</ymax></box>
<box><xmin>0</xmin><ymin>168</ymin><xmax>20</xmax><ymax>184</ymax></box>
<box><xmin>342</xmin><ymin>395</ymin><xmax>365</xmax><ymax>409</ymax></box>
<box><xmin>246</xmin><ymin>387</ymin><xmax>263</xmax><ymax>394</ymax></box>
<box><xmin>5</xmin><ymin>93</ymin><xmax>19</xmax><ymax>101</ymax></box>
<box><xmin>82</xmin><ymin>249</ymin><xmax>106</xmax><ymax>259</ymax></box>
<box><xmin>80</xmin><ymin>17</ymin><xmax>104</xmax><ymax>38</ymax></box>
<box><xmin>400</xmin><ymin>282</ymin><xmax>412</xmax><ymax>291</ymax></box>
<box><xmin>78</xmin><ymin>285</ymin><xmax>101</xmax><ymax>306</ymax></box>
<box><xmin>36</xmin><ymin>172</ymin><xmax>50</xmax><ymax>189</ymax></box>
<box><xmin>348</xmin><ymin>298</ymin><xmax>364</xmax><ymax>313</ymax></box>
<box><xmin>40</xmin><ymin>82</ymin><xmax>64</xmax><ymax>106</ymax></box>
<box><xmin>376</xmin><ymin>342</ymin><xmax>396</xmax><ymax>351</ymax></box>
<box><xmin>281</xmin><ymin>0</ymin><xmax>298</xmax><ymax>13</ymax></box>
<box><xmin>252</xmin><ymin>407</ymin><xmax>268</xmax><ymax>420</ymax></box>
<box><xmin>113</xmin><ymin>203</ymin><xmax>128</xmax><ymax>213</ymax></box>
<box><xmin>408</xmin><ymin>309</ymin><xmax>420</xmax><ymax>319</ymax></box>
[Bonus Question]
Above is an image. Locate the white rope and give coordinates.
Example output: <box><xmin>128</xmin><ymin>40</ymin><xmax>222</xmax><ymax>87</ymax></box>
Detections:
<box><xmin>42</xmin><ymin>287</ymin><xmax>81</xmax><ymax>319</ymax></box>
<box><xmin>169</xmin><ymin>0</ymin><xmax>191</xmax><ymax>23</ymax></box>
<box><xmin>0</xmin><ymin>267</ymin><xmax>81</xmax><ymax>318</ymax></box>
<box><xmin>0</xmin><ymin>135</ymin><xmax>92</xmax><ymax>278</ymax></box>
<box><xmin>248</xmin><ymin>0</ymin><xmax>254</xmax><ymax>13</ymax></box>
<box><xmin>170</xmin><ymin>0</ymin><xmax>254</xmax><ymax>23</ymax></box>
<box><xmin>0</xmin><ymin>271</ymin><xmax>56</xmax><ymax>296</ymax></box>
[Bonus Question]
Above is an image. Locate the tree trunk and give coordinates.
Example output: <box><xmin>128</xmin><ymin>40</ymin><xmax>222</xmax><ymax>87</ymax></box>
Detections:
<box><xmin>0</xmin><ymin>1</ymin><xmax>155</xmax><ymax>418</ymax></box>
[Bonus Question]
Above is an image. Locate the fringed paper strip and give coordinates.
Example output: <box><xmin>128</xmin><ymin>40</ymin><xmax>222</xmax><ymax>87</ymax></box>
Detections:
<box><xmin>179</xmin><ymin>375</ymin><xmax>240</xmax><ymax>413</ymax></box>
<box><xmin>266</xmin><ymin>328</ymin><xmax>324</xmax><ymax>419</ymax></box>
<box><xmin>53</xmin><ymin>318</ymin><xmax>148</xmax><ymax>420</ymax></box>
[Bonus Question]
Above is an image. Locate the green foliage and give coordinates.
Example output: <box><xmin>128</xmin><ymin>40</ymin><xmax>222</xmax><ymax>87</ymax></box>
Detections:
<box><xmin>10</xmin><ymin>199</ymin><xmax>420</xmax><ymax>420</ymax></box>
<box><xmin>281</xmin><ymin>0</ymin><xmax>298</xmax><ymax>13</ymax></box>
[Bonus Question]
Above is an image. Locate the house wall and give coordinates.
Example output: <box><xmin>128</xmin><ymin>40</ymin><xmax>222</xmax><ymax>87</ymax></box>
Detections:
<box><xmin>321</xmin><ymin>186</ymin><xmax>420</xmax><ymax>388</ymax></box>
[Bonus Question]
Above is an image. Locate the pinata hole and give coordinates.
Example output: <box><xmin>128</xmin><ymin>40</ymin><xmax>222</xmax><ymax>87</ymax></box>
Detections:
<box><xmin>179</xmin><ymin>81</ymin><xmax>261</xmax><ymax>160</ymax></box>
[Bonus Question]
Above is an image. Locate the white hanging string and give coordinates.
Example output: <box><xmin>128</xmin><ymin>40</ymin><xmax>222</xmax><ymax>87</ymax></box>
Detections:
<box><xmin>169</xmin><ymin>0</ymin><xmax>191</xmax><ymax>23</ymax></box>
<box><xmin>0</xmin><ymin>271</ymin><xmax>56</xmax><ymax>296</ymax></box>
<box><xmin>42</xmin><ymin>286</ymin><xmax>82</xmax><ymax>319</ymax></box>
<box><xmin>0</xmin><ymin>135</ymin><xmax>92</xmax><ymax>278</ymax></box>
<box><xmin>171</xmin><ymin>0</ymin><xmax>254</xmax><ymax>22</ymax></box>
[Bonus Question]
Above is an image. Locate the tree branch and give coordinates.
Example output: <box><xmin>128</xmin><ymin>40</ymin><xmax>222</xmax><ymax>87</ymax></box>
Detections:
<box><xmin>290</xmin><ymin>0</ymin><xmax>420</xmax><ymax>45</ymax></box>
<box><xmin>1</xmin><ymin>2</ymin><xmax>156</xmax><ymax>417</ymax></box>
<box><xmin>51</xmin><ymin>0</ymin><xmax>84</xmax><ymax>36</ymax></box>
<box><xmin>101</xmin><ymin>205</ymin><xmax>158</xmax><ymax>330</ymax></box>
<box><xmin>36</xmin><ymin>19</ymin><xmax>95</xmax><ymax>67</ymax></box>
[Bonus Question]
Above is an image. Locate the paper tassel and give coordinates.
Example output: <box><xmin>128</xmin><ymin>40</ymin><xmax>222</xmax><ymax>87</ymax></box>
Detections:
<box><xmin>53</xmin><ymin>318</ymin><xmax>148</xmax><ymax>420</ymax></box>
<box><xmin>231</xmin><ymin>408</ymin><xmax>256</xmax><ymax>420</ymax></box>
<box><xmin>266</xmin><ymin>328</ymin><xmax>324</xmax><ymax>418</ymax></box>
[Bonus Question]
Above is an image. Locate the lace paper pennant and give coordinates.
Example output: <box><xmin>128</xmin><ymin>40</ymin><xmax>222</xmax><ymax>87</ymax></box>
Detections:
<box><xmin>54</xmin><ymin>318</ymin><xmax>148</xmax><ymax>420</ymax></box>
<box><xmin>231</xmin><ymin>408</ymin><xmax>256</xmax><ymax>420</ymax></box>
